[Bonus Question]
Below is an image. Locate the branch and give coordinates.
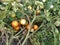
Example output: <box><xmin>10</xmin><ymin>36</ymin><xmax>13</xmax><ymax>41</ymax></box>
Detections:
<box><xmin>21</xmin><ymin>16</ymin><xmax>36</xmax><ymax>45</ymax></box>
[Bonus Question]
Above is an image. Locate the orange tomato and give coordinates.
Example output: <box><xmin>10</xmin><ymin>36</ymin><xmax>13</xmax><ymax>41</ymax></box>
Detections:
<box><xmin>11</xmin><ymin>20</ymin><xmax>19</xmax><ymax>28</ymax></box>
<box><xmin>14</xmin><ymin>26</ymin><xmax>20</xmax><ymax>31</ymax></box>
<box><xmin>33</xmin><ymin>25</ymin><xmax>38</xmax><ymax>30</ymax></box>
<box><xmin>26</xmin><ymin>24</ymin><xmax>30</xmax><ymax>30</ymax></box>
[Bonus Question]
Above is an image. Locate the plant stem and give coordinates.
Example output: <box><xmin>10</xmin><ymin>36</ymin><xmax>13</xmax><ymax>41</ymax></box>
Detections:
<box><xmin>21</xmin><ymin>16</ymin><xmax>36</xmax><ymax>45</ymax></box>
<box><xmin>51</xmin><ymin>25</ymin><xmax>57</xmax><ymax>45</ymax></box>
<box><xmin>14</xmin><ymin>27</ymin><xmax>25</xmax><ymax>36</ymax></box>
<box><xmin>5</xmin><ymin>32</ymin><xmax>9</xmax><ymax>45</ymax></box>
<box><xmin>6</xmin><ymin>36</ymin><xmax>9</xmax><ymax>45</ymax></box>
<box><xmin>21</xmin><ymin>30</ymin><xmax>30</xmax><ymax>45</ymax></box>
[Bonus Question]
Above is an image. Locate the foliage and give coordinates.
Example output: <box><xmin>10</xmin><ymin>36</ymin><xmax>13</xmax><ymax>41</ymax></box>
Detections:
<box><xmin>0</xmin><ymin>0</ymin><xmax>60</xmax><ymax>45</ymax></box>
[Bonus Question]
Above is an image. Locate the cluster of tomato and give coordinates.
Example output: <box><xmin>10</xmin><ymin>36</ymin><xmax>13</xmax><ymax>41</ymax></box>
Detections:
<box><xmin>11</xmin><ymin>5</ymin><xmax>40</xmax><ymax>32</ymax></box>
<box><xmin>11</xmin><ymin>18</ymin><xmax>38</xmax><ymax>32</ymax></box>
<box><xmin>28</xmin><ymin>5</ymin><xmax>41</xmax><ymax>15</ymax></box>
